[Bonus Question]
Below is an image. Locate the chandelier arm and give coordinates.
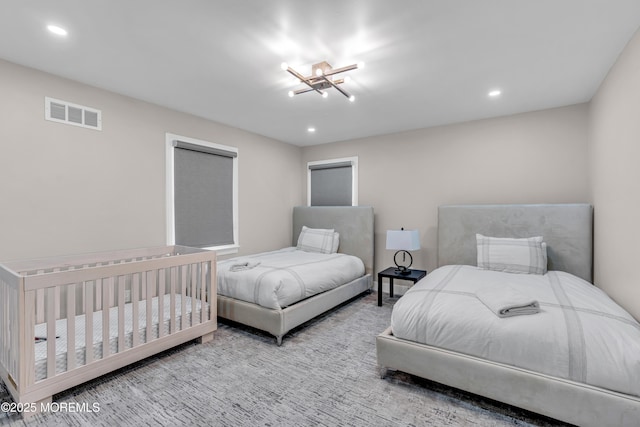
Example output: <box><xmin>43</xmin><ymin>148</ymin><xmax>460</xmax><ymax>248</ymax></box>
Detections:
<box><xmin>286</xmin><ymin>67</ymin><xmax>324</xmax><ymax>95</ymax></box>
<box><xmin>323</xmin><ymin>63</ymin><xmax>358</xmax><ymax>77</ymax></box>
<box><xmin>293</xmin><ymin>87</ymin><xmax>316</xmax><ymax>95</ymax></box>
<box><xmin>319</xmin><ymin>75</ymin><xmax>351</xmax><ymax>99</ymax></box>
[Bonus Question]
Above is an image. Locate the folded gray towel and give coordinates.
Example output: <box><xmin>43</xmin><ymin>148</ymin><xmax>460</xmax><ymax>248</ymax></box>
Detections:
<box><xmin>476</xmin><ymin>285</ymin><xmax>540</xmax><ymax>318</ymax></box>
<box><xmin>229</xmin><ymin>261</ymin><xmax>261</xmax><ymax>272</ymax></box>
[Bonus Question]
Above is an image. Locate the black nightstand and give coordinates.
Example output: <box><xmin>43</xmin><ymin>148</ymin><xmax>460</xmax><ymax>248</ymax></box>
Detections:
<box><xmin>377</xmin><ymin>267</ymin><xmax>427</xmax><ymax>306</ymax></box>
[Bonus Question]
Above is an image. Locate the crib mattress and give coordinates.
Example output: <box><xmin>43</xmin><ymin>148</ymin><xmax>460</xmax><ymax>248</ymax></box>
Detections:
<box><xmin>34</xmin><ymin>294</ymin><xmax>204</xmax><ymax>381</ymax></box>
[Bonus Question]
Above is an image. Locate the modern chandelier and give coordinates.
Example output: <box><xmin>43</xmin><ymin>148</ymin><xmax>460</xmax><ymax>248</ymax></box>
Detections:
<box><xmin>281</xmin><ymin>61</ymin><xmax>362</xmax><ymax>102</ymax></box>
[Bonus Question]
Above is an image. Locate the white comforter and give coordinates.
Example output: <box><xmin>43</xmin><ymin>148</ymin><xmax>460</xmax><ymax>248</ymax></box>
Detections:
<box><xmin>217</xmin><ymin>247</ymin><xmax>365</xmax><ymax>309</ymax></box>
<box><xmin>391</xmin><ymin>265</ymin><xmax>640</xmax><ymax>397</ymax></box>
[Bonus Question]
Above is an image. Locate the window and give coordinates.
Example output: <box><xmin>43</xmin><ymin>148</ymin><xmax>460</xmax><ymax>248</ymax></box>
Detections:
<box><xmin>307</xmin><ymin>157</ymin><xmax>358</xmax><ymax>206</ymax></box>
<box><xmin>165</xmin><ymin>133</ymin><xmax>238</xmax><ymax>253</ymax></box>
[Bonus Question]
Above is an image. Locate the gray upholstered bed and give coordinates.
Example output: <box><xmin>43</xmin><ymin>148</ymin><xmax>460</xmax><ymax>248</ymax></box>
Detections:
<box><xmin>218</xmin><ymin>206</ymin><xmax>374</xmax><ymax>345</ymax></box>
<box><xmin>377</xmin><ymin>204</ymin><xmax>640</xmax><ymax>427</ymax></box>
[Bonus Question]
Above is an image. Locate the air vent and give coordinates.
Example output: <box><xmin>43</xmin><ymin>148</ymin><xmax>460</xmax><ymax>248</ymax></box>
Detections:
<box><xmin>45</xmin><ymin>97</ymin><xmax>102</xmax><ymax>130</ymax></box>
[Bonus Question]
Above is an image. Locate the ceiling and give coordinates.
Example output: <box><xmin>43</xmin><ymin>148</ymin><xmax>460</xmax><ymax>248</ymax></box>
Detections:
<box><xmin>1</xmin><ymin>1</ymin><xmax>639</xmax><ymax>146</ymax></box>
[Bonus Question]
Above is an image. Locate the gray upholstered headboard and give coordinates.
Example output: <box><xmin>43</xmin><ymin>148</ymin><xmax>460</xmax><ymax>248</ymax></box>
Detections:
<box><xmin>292</xmin><ymin>206</ymin><xmax>374</xmax><ymax>275</ymax></box>
<box><xmin>438</xmin><ymin>204</ymin><xmax>593</xmax><ymax>282</ymax></box>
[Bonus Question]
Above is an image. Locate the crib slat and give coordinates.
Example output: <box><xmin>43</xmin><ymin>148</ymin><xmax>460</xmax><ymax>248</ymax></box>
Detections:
<box><xmin>66</xmin><ymin>283</ymin><xmax>76</xmax><ymax>371</ymax></box>
<box><xmin>36</xmin><ymin>288</ymin><xmax>45</xmax><ymax>324</ymax></box>
<box><xmin>46</xmin><ymin>287</ymin><xmax>56</xmax><ymax>378</ymax></box>
<box><xmin>201</xmin><ymin>262</ymin><xmax>208</xmax><ymax>322</ymax></box>
<box><xmin>24</xmin><ymin>289</ymin><xmax>36</xmax><ymax>387</ymax></box>
<box><xmin>209</xmin><ymin>260</ymin><xmax>216</xmax><ymax>320</ymax></box>
<box><xmin>191</xmin><ymin>264</ymin><xmax>198</xmax><ymax>325</ymax></box>
<box><xmin>170</xmin><ymin>267</ymin><xmax>176</xmax><ymax>334</ymax></box>
<box><xmin>102</xmin><ymin>277</ymin><xmax>110</xmax><ymax>358</ymax></box>
<box><xmin>85</xmin><ymin>282</ymin><xmax>94</xmax><ymax>364</ymax></box>
<box><xmin>141</xmin><ymin>262</ymin><xmax>147</xmax><ymax>300</ymax></box>
<box><xmin>81</xmin><ymin>265</ymin><xmax>88</xmax><ymax>314</ymax></box>
<box><xmin>108</xmin><ymin>262</ymin><xmax>117</xmax><ymax>308</ymax></box>
<box><xmin>181</xmin><ymin>266</ymin><xmax>187</xmax><ymax>330</ymax></box>
<box><xmin>95</xmin><ymin>274</ymin><xmax>102</xmax><ymax>311</ymax></box>
<box><xmin>0</xmin><ymin>283</ymin><xmax>5</xmax><ymax>371</ymax></box>
<box><xmin>158</xmin><ymin>269</ymin><xmax>165</xmax><ymax>338</ymax></box>
<box><xmin>53</xmin><ymin>268</ymin><xmax>61</xmax><ymax>320</ymax></box>
<box><xmin>117</xmin><ymin>276</ymin><xmax>125</xmax><ymax>352</ymax></box>
<box><xmin>132</xmin><ymin>273</ymin><xmax>140</xmax><ymax>347</ymax></box>
<box><xmin>146</xmin><ymin>270</ymin><xmax>153</xmax><ymax>342</ymax></box>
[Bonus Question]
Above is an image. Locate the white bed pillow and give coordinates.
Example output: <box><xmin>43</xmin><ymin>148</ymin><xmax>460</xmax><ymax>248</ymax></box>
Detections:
<box><xmin>297</xmin><ymin>226</ymin><xmax>336</xmax><ymax>254</ymax></box>
<box><xmin>476</xmin><ymin>234</ymin><xmax>548</xmax><ymax>275</ymax></box>
<box><xmin>332</xmin><ymin>232</ymin><xmax>340</xmax><ymax>253</ymax></box>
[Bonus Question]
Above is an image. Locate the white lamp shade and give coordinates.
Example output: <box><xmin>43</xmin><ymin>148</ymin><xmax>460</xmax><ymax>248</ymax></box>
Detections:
<box><xmin>386</xmin><ymin>229</ymin><xmax>420</xmax><ymax>251</ymax></box>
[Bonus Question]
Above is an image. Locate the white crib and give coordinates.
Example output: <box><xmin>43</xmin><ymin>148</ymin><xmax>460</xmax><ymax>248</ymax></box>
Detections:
<box><xmin>0</xmin><ymin>246</ymin><xmax>216</xmax><ymax>413</ymax></box>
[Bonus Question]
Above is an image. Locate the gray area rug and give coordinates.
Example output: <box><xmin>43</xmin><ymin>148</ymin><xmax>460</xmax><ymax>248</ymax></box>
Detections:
<box><xmin>1</xmin><ymin>292</ymin><xmax>569</xmax><ymax>426</ymax></box>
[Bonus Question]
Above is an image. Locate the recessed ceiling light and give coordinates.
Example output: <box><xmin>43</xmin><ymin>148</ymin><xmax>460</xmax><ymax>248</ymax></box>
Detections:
<box><xmin>47</xmin><ymin>25</ymin><xmax>68</xmax><ymax>36</ymax></box>
<box><xmin>307</xmin><ymin>127</ymin><xmax>316</xmax><ymax>133</ymax></box>
<box><xmin>488</xmin><ymin>89</ymin><xmax>502</xmax><ymax>97</ymax></box>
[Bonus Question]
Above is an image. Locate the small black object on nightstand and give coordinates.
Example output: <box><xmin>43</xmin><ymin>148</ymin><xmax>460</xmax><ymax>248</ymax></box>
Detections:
<box><xmin>377</xmin><ymin>267</ymin><xmax>427</xmax><ymax>306</ymax></box>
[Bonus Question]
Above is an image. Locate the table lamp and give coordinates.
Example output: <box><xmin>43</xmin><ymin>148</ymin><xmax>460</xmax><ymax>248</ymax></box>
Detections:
<box><xmin>386</xmin><ymin>228</ymin><xmax>420</xmax><ymax>275</ymax></box>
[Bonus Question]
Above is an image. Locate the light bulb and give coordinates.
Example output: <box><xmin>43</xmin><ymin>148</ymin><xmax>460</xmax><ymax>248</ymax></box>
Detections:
<box><xmin>315</xmin><ymin>68</ymin><xmax>324</xmax><ymax>76</ymax></box>
<box><xmin>357</xmin><ymin>61</ymin><xmax>365</xmax><ymax>69</ymax></box>
<box><xmin>344</xmin><ymin>76</ymin><xmax>352</xmax><ymax>84</ymax></box>
<box><xmin>488</xmin><ymin>89</ymin><xmax>502</xmax><ymax>97</ymax></box>
<box><xmin>322</xmin><ymin>91</ymin><xmax>328</xmax><ymax>98</ymax></box>
<box><xmin>288</xmin><ymin>91</ymin><xmax>294</xmax><ymax>97</ymax></box>
<box><xmin>280</xmin><ymin>62</ymin><xmax>289</xmax><ymax>71</ymax></box>
<box><xmin>349</xmin><ymin>95</ymin><xmax>355</xmax><ymax>102</ymax></box>
<box><xmin>47</xmin><ymin>25</ymin><xmax>68</xmax><ymax>36</ymax></box>
<box><xmin>308</xmin><ymin>127</ymin><xmax>316</xmax><ymax>133</ymax></box>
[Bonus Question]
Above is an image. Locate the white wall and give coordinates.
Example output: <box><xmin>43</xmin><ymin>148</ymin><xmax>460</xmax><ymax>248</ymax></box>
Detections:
<box><xmin>0</xmin><ymin>59</ymin><xmax>302</xmax><ymax>261</ymax></box>
<box><xmin>302</xmin><ymin>104</ymin><xmax>590</xmax><ymax>276</ymax></box>
<box><xmin>589</xmin><ymin>28</ymin><xmax>640</xmax><ymax>320</ymax></box>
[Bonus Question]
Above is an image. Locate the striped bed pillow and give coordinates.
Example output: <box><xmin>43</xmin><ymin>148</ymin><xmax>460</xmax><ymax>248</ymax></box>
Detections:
<box><xmin>476</xmin><ymin>234</ymin><xmax>548</xmax><ymax>275</ymax></box>
<box><xmin>297</xmin><ymin>226</ymin><xmax>337</xmax><ymax>254</ymax></box>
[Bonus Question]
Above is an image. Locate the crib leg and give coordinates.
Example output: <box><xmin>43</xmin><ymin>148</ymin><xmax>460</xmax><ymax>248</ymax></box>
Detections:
<box><xmin>276</xmin><ymin>335</ymin><xmax>283</xmax><ymax>346</ymax></box>
<box><xmin>379</xmin><ymin>366</ymin><xmax>389</xmax><ymax>379</ymax></box>
<box><xmin>197</xmin><ymin>332</ymin><xmax>214</xmax><ymax>344</ymax></box>
<box><xmin>21</xmin><ymin>396</ymin><xmax>52</xmax><ymax>420</ymax></box>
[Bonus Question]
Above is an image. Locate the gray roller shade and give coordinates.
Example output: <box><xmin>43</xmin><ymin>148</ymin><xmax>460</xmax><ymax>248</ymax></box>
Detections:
<box><xmin>173</xmin><ymin>140</ymin><xmax>237</xmax><ymax>158</ymax></box>
<box><xmin>174</xmin><ymin>144</ymin><xmax>234</xmax><ymax>247</ymax></box>
<box><xmin>310</xmin><ymin>162</ymin><xmax>353</xmax><ymax>206</ymax></box>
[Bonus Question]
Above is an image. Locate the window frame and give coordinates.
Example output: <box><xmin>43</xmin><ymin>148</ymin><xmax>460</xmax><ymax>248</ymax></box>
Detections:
<box><xmin>306</xmin><ymin>156</ymin><xmax>358</xmax><ymax>206</ymax></box>
<box><xmin>165</xmin><ymin>133</ymin><xmax>239</xmax><ymax>254</ymax></box>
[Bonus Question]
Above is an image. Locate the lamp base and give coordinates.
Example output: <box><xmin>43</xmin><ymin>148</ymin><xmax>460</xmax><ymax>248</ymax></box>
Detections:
<box><xmin>394</xmin><ymin>266</ymin><xmax>412</xmax><ymax>275</ymax></box>
<box><xmin>393</xmin><ymin>250</ymin><xmax>413</xmax><ymax>274</ymax></box>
